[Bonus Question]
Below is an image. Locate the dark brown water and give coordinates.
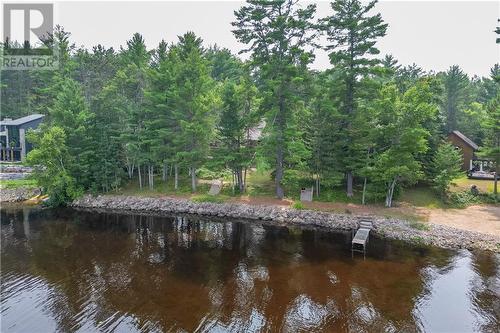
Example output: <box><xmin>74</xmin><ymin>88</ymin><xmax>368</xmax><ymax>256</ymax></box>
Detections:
<box><xmin>1</xmin><ymin>207</ymin><xmax>499</xmax><ymax>333</ymax></box>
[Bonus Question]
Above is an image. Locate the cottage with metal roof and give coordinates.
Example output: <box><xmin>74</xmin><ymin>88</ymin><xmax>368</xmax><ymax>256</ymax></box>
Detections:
<box><xmin>0</xmin><ymin>114</ymin><xmax>44</xmax><ymax>162</ymax></box>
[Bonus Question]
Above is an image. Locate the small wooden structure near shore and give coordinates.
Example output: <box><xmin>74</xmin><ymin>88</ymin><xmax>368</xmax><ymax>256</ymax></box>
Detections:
<box><xmin>352</xmin><ymin>218</ymin><xmax>374</xmax><ymax>258</ymax></box>
<box><xmin>208</xmin><ymin>180</ymin><xmax>223</xmax><ymax>195</ymax></box>
<box><xmin>300</xmin><ymin>187</ymin><xmax>313</xmax><ymax>202</ymax></box>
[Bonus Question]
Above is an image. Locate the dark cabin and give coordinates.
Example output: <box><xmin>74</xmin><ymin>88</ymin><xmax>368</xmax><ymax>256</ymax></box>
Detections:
<box><xmin>446</xmin><ymin>130</ymin><xmax>496</xmax><ymax>179</ymax></box>
<box><xmin>0</xmin><ymin>114</ymin><xmax>45</xmax><ymax>162</ymax></box>
<box><xmin>447</xmin><ymin>130</ymin><xmax>478</xmax><ymax>171</ymax></box>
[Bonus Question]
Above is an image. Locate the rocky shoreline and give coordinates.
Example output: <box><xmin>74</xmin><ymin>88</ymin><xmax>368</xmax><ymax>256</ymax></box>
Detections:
<box><xmin>0</xmin><ymin>187</ymin><xmax>40</xmax><ymax>202</ymax></box>
<box><xmin>72</xmin><ymin>195</ymin><xmax>500</xmax><ymax>252</ymax></box>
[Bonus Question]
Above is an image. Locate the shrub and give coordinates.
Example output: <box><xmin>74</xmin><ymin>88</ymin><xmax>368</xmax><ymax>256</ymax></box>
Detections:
<box><xmin>44</xmin><ymin>171</ymin><xmax>83</xmax><ymax>207</ymax></box>
<box><xmin>196</xmin><ymin>167</ymin><xmax>231</xmax><ymax>180</ymax></box>
<box><xmin>409</xmin><ymin>220</ymin><xmax>430</xmax><ymax>231</ymax></box>
<box><xmin>448</xmin><ymin>191</ymin><xmax>480</xmax><ymax>208</ymax></box>
<box><xmin>282</xmin><ymin>169</ymin><xmax>305</xmax><ymax>192</ymax></box>
<box><xmin>430</xmin><ymin>142</ymin><xmax>463</xmax><ymax>196</ymax></box>
<box><xmin>291</xmin><ymin>201</ymin><xmax>305</xmax><ymax>210</ymax></box>
<box><xmin>191</xmin><ymin>194</ymin><xmax>225</xmax><ymax>203</ymax></box>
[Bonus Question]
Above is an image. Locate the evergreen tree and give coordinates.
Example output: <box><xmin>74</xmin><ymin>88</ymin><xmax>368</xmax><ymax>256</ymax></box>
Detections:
<box><xmin>233</xmin><ymin>0</ymin><xmax>317</xmax><ymax>199</ymax></box>
<box><xmin>46</xmin><ymin>77</ymin><xmax>93</xmax><ymax>185</ymax></box>
<box><xmin>479</xmin><ymin>94</ymin><xmax>500</xmax><ymax>199</ymax></box>
<box><xmin>394</xmin><ymin>63</ymin><xmax>424</xmax><ymax>93</ymax></box>
<box><xmin>115</xmin><ymin>33</ymin><xmax>151</xmax><ymax>189</ymax></box>
<box><xmin>441</xmin><ymin>65</ymin><xmax>470</xmax><ymax>132</ymax></box>
<box><xmin>322</xmin><ymin>0</ymin><xmax>387</xmax><ymax>197</ymax></box>
<box><xmin>306</xmin><ymin>72</ymin><xmax>342</xmax><ymax>197</ymax></box>
<box><xmin>430</xmin><ymin>142</ymin><xmax>463</xmax><ymax>197</ymax></box>
<box><xmin>217</xmin><ymin>75</ymin><xmax>260</xmax><ymax>192</ymax></box>
<box><xmin>206</xmin><ymin>45</ymin><xmax>244</xmax><ymax>81</ymax></box>
<box><xmin>458</xmin><ymin>102</ymin><xmax>488</xmax><ymax>144</ymax></box>
<box><xmin>169</xmin><ymin>32</ymin><xmax>217</xmax><ymax>192</ymax></box>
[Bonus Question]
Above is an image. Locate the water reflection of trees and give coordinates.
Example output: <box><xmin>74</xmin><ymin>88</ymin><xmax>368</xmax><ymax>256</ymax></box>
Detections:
<box><xmin>470</xmin><ymin>251</ymin><xmax>500</xmax><ymax>332</ymax></box>
<box><xmin>2</xmin><ymin>209</ymin><xmax>495</xmax><ymax>332</ymax></box>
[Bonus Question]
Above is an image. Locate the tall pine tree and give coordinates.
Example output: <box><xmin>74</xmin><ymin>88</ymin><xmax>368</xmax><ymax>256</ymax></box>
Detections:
<box><xmin>233</xmin><ymin>0</ymin><xmax>317</xmax><ymax>199</ymax></box>
<box><xmin>322</xmin><ymin>0</ymin><xmax>387</xmax><ymax>197</ymax></box>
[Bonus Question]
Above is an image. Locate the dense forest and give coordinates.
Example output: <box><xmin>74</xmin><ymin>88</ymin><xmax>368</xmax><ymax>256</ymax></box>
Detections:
<box><xmin>1</xmin><ymin>0</ymin><xmax>499</xmax><ymax>206</ymax></box>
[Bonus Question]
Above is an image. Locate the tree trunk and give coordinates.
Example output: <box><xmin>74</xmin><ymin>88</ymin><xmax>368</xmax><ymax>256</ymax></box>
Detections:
<box><xmin>243</xmin><ymin>167</ymin><xmax>248</xmax><ymax>193</ymax></box>
<box><xmin>276</xmin><ymin>146</ymin><xmax>284</xmax><ymax>199</ymax></box>
<box><xmin>362</xmin><ymin>177</ymin><xmax>367</xmax><ymax>205</ymax></box>
<box><xmin>385</xmin><ymin>178</ymin><xmax>397</xmax><ymax>208</ymax></box>
<box><xmin>346</xmin><ymin>172</ymin><xmax>353</xmax><ymax>197</ymax></box>
<box><xmin>232</xmin><ymin>172</ymin><xmax>236</xmax><ymax>194</ymax></box>
<box><xmin>147</xmin><ymin>165</ymin><xmax>150</xmax><ymax>189</ymax></box>
<box><xmin>162</xmin><ymin>162</ymin><xmax>167</xmax><ymax>182</ymax></box>
<box><xmin>275</xmin><ymin>94</ymin><xmax>285</xmax><ymax>200</ymax></box>
<box><xmin>385</xmin><ymin>183</ymin><xmax>391</xmax><ymax>207</ymax></box>
<box><xmin>148</xmin><ymin>165</ymin><xmax>154</xmax><ymax>190</ymax></box>
<box><xmin>494</xmin><ymin>171</ymin><xmax>498</xmax><ymax>200</ymax></box>
<box><xmin>345</xmin><ymin>47</ymin><xmax>355</xmax><ymax>198</ymax></box>
<box><xmin>315</xmin><ymin>175</ymin><xmax>320</xmax><ymax>198</ymax></box>
<box><xmin>174</xmin><ymin>164</ymin><xmax>178</xmax><ymax>190</ymax></box>
<box><xmin>190</xmin><ymin>166</ymin><xmax>196</xmax><ymax>192</ymax></box>
<box><xmin>237</xmin><ymin>168</ymin><xmax>244</xmax><ymax>192</ymax></box>
<box><xmin>138</xmin><ymin>164</ymin><xmax>142</xmax><ymax>189</ymax></box>
<box><xmin>126</xmin><ymin>157</ymin><xmax>134</xmax><ymax>179</ymax></box>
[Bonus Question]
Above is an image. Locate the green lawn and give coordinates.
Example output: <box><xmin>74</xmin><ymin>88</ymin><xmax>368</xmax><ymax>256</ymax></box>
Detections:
<box><xmin>116</xmin><ymin>170</ymin><xmax>496</xmax><ymax>209</ymax></box>
<box><xmin>245</xmin><ymin>170</ymin><xmax>275</xmax><ymax>197</ymax></box>
<box><xmin>452</xmin><ymin>176</ymin><xmax>495</xmax><ymax>193</ymax></box>
<box><xmin>0</xmin><ymin>178</ymin><xmax>38</xmax><ymax>189</ymax></box>
<box><xmin>399</xmin><ymin>186</ymin><xmax>446</xmax><ymax>209</ymax></box>
<box><xmin>244</xmin><ymin>170</ymin><xmax>362</xmax><ymax>203</ymax></box>
<box><xmin>117</xmin><ymin>175</ymin><xmax>211</xmax><ymax>197</ymax></box>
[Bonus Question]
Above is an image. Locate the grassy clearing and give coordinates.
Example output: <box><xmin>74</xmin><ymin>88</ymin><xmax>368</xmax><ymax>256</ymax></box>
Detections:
<box><xmin>315</xmin><ymin>187</ymin><xmax>362</xmax><ymax>204</ymax></box>
<box><xmin>116</xmin><ymin>170</ymin><xmax>497</xmax><ymax>213</ymax></box>
<box><xmin>399</xmin><ymin>186</ymin><xmax>446</xmax><ymax>209</ymax></box>
<box><xmin>0</xmin><ymin>178</ymin><xmax>38</xmax><ymax>189</ymax></box>
<box><xmin>245</xmin><ymin>170</ymin><xmax>275</xmax><ymax>197</ymax></box>
<box><xmin>452</xmin><ymin>176</ymin><xmax>494</xmax><ymax>193</ymax></box>
<box><xmin>191</xmin><ymin>194</ymin><xmax>227</xmax><ymax>203</ymax></box>
<box><xmin>117</xmin><ymin>175</ymin><xmax>210</xmax><ymax>197</ymax></box>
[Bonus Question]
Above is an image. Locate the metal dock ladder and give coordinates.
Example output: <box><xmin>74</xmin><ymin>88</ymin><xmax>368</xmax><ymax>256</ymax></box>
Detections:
<box><xmin>352</xmin><ymin>218</ymin><xmax>374</xmax><ymax>258</ymax></box>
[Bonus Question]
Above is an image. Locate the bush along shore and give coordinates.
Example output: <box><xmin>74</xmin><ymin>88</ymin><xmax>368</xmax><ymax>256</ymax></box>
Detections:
<box><xmin>72</xmin><ymin>195</ymin><xmax>500</xmax><ymax>252</ymax></box>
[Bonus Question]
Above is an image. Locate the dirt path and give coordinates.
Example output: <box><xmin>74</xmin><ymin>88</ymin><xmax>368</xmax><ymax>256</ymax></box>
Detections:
<box><xmin>426</xmin><ymin>205</ymin><xmax>500</xmax><ymax>237</ymax></box>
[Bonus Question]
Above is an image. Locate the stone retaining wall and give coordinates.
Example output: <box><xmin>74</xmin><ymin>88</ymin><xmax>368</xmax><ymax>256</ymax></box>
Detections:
<box><xmin>72</xmin><ymin>195</ymin><xmax>499</xmax><ymax>252</ymax></box>
<box><xmin>0</xmin><ymin>187</ymin><xmax>40</xmax><ymax>202</ymax></box>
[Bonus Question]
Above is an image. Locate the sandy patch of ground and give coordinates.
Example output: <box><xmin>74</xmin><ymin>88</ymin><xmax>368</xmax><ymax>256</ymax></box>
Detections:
<box><xmin>230</xmin><ymin>195</ymin><xmax>425</xmax><ymax>220</ymax></box>
<box><xmin>231</xmin><ymin>195</ymin><xmax>293</xmax><ymax>207</ymax></box>
<box><xmin>230</xmin><ymin>195</ymin><xmax>500</xmax><ymax>238</ymax></box>
<box><xmin>426</xmin><ymin>205</ymin><xmax>500</xmax><ymax>237</ymax></box>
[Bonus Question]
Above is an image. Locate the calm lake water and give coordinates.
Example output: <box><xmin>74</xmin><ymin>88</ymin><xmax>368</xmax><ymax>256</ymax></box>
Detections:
<box><xmin>1</xmin><ymin>207</ymin><xmax>499</xmax><ymax>333</ymax></box>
